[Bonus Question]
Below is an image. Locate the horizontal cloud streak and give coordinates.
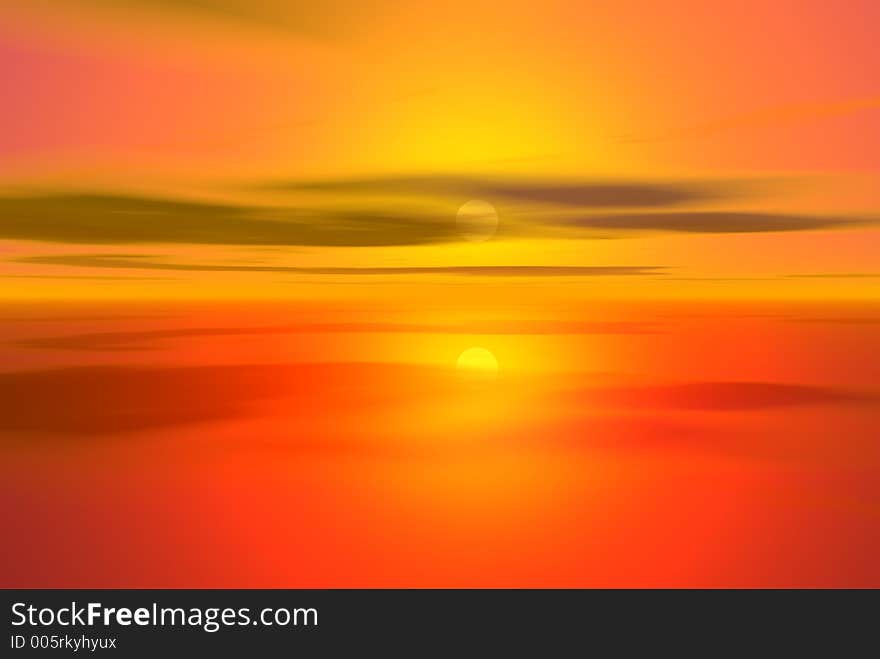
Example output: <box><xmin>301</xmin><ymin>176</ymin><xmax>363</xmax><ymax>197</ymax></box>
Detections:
<box><xmin>270</xmin><ymin>175</ymin><xmax>717</xmax><ymax>207</ymax></box>
<box><xmin>1</xmin><ymin>182</ymin><xmax>861</xmax><ymax>252</ymax></box>
<box><xmin>555</xmin><ymin>211</ymin><xmax>873</xmax><ymax>234</ymax></box>
<box><xmin>788</xmin><ymin>273</ymin><xmax>880</xmax><ymax>278</ymax></box>
<box><xmin>0</xmin><ymin>195</ymin><xmax>453</xmax><ymax>247</ymax></box>
<box><xmin>17</xmin><ymin>254</ymin><xmax>664</xmax><ymax>277</ymax></box>
<box><xmin>16</xmin><ymin>321</ymin><xmax>660</xmax><ymax>351</ymax></box>
<box><xmin>52</xmin><ymin>1</ymin><xmax>392</xmax><ymax>39</ymax></box>
<box><xmin>579</xmin><ymin>381</ymin><xmax>876</xmax><ymax>410</ymax></box>
<box><xmin>1</xmin><ymin>274</ymin><xmax>174</xmax><ymax>280</ymax></box>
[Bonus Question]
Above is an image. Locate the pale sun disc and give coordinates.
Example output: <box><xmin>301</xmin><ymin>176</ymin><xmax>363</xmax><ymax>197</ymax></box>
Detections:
<box><xmin>456</xmin><ymin>346</ymin><xmax>500</xmax><ymax>381</ymax></box>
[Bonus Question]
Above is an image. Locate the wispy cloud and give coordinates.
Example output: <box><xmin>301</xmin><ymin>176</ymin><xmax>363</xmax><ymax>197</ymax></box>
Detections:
<box><xmin>787</xmin><ymin>273</ymin><xmax>880</xmax><ymax>278</ymax></box>
<box><xmin>15</xmin><ymin>320</ymin><xmax>661</xmax><ymax>351</ymax></box>
<box><xmin>578</xmin><ymin>381</ymin><xmax>876</xmax><ymax>410</ymax></box>
<box><xmin>0</xmin><ymin>195</ymin><xmax>453</xmax><ymax>247</ymax></box>
<box><xmin>554</xmin><ymin>211</ymin><xmax>873</xmax><ymax>234</ymax></box>
<box><xmin>49</xmin><ymin>0</ymin><xmax>393</xmax><ymax>39</ymax></box>
<box><xmin>268</xmin><ymin>174</ymin><xmax>719</xmax><ymax>207</ymax></box>
<box><xmin>1</xmin><ymin>274</ymin><xmax>174</xmax><ymax>280</ymax></box>
<box><xmin>16</xmin><ymin>254</ymin><xmax>665</xmax><ymax>277</ymax></box>
<box><xmin>788</xmin><ymin>317</ymin><xmax>880</xmax><ymax>325</ymax></box>
<box><xmin>1</xmin><ymin>180</ymin><xmax>864</xmax><ymax>253</ymax></box>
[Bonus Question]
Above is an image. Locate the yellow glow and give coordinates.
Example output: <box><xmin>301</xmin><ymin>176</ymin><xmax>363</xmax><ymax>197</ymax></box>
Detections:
<box><xmin>456</xmin><ymin>346</ymin><xmax>500</xmax><ymax>380</ymax></box>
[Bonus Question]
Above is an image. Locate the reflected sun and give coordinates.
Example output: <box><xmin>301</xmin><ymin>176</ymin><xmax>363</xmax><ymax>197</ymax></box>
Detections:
<box><xmin>456</xmin><ymin>346</ymin><xmax>500</xmax><ymax>381</ymax></box>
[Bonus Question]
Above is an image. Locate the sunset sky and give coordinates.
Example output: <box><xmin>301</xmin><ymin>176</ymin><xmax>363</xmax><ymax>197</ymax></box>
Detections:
<box><xmin>1</xmin><ymin>1</ymin><xmax>878</xmax><ymax>587</ymax></box>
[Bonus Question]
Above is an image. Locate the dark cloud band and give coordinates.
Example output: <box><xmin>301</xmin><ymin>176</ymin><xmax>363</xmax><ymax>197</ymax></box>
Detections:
<box><xmin>1</xmin><ymin>184</ymin><xmax>866</xmax><ymax>250</ymax></box>
<box><xmin>0</xmin><ymin>195</ymin><xmax>453</xmax><ymax>247</ymax></box>
<box><xmin>555</xmin><ymin>211</ymin><xmax>872</xmax><ymax>234</ymax></box>
<box><xmin>269</xmin><ymin>175</ymin><xmax>716</xmax><ymax>207</ymax></box>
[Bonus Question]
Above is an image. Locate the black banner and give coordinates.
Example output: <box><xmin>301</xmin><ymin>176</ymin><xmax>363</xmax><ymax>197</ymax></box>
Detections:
<box><xmin>2</xmin><ymin>589</ymin><xmax>874</xmax><ymax>655</ymax></box>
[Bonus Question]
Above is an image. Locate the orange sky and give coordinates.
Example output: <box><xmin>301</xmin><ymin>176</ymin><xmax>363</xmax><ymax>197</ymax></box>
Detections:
<box><xmin>0</xmin><ymin>0</ymin><xmax>878</xmax><ymax>301</ymax></box>
<box><xmin>1</xmin><ymin>1</ymin><xmax>878</xmax><ymax>588</ymax></box>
